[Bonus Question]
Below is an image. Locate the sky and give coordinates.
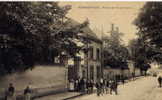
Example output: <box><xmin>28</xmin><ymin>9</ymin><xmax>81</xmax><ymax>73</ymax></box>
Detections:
<box><xmin>59</xmin><ymin>2</ymin><xmax>145</xmax><ymax>45</ymax></box>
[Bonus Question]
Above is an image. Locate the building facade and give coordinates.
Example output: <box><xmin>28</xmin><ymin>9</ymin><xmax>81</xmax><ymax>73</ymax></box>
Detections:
<box><xmin>66</xmin><ymin>19</ymin><xmax>103</xmax><ymax>83</ymax></box>
<box><xmin>84</xmin><ymin>38</ymin><xmax>102</xmax><ymax>82</ymax></box>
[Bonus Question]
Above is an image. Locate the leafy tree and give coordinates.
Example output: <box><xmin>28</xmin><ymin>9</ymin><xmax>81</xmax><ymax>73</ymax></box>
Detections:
<box><xmin>0</xmin><ymin>2</ymin><xmax>88</xmax><ymax>75</ymax></box>
<box><xmin>128</xmin><ymin>38</ymin><xmax>151</xmax><ymax>75</ymax></box>
<box><xmin>103</xmin><ymin>31</ymin><xmax>129</xmax><ymax>69</ymax></box>
<box><xmin>134</xmin><ymin>2</ymin><xmax>162</xmax><ymax>63</ymax></box>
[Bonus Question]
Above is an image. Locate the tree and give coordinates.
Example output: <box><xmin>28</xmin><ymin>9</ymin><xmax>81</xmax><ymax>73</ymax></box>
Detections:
<box><xmin>134</xmin><ymin>2</ymin><xmax>162</xmax><ymax>63</ymax></box>
<box><xmin>0</xmin><ymin>2</ymin><xmax>89</xmax><ymax>75</ymax></box>
<box><xmin>103</xmin><ymin>30</ymin><xmax>129</xmax><ymax>69</ymax></box>
<box><xmin>128</xmin><ymin>38</ymin><xmax>151</xmax><ymax>75</ymax></box>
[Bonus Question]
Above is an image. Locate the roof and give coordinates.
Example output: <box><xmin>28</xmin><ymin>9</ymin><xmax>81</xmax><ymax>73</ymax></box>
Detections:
<box><xmin>64</xmin><ymin>18</ymin><xmax>102</xmax><ymax>44</ymax></box>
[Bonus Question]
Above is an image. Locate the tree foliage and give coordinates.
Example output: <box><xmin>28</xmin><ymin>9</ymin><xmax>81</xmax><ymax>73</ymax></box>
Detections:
<box><xmin>128</xmin><ymin>38</ymin><xmax>151</xmax><ymax>72</ymax></box>
<box><xmin>0</xmin><ymin>2</ymin><xmax>88</xmax><ymax>75</ymax></box>
<box><xmin>133</xmin><ymin>2</ymin><xmax>162</xmax><ymax>70</ymax></box>
<box><xmin>103</xmin><ymin>31</ymin><xmax>129</xmax><ymax>69</ymax></box>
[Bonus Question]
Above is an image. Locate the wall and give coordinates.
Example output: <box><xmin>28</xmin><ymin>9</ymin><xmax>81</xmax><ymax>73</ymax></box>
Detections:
<box><xmin>0</xmin><ymin>65</ymin><xmax>66</xmax><ymax>94</ymax></box>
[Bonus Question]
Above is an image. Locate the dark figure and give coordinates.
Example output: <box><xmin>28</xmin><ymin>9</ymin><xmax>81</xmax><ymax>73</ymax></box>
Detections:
<box><xmin>86</xmin><ymin>80</ymin><xmax>91</xmax><ymax>94</ymax></box>
<box><xmin>110</xmin><ymin>80</ymin><xmax>118</xmax><ymax>95</ymax></box>
<box><xmin>80</xmin><ymin>78</ymin><xmax>85</xmax><ymax>92</ymax></box>
<box><xmin>24</xmin><ymin>86</ymin><xmax>31</xmax><ymax>95</ymax></box>
<box><xmin>24</xmin><ymin>86</ymin><xmax>32</xmax><ymax>100</ymax></box>
<box><xmin>121</xmin><ymin>75</ymin><xmax>125</xmax><ymax>84</ymax></box>
<box><xmin>74</xmin><ymin>79</ymin><xmax>79</xmax><ymax>91</ymax></box>
<box><xmin>90</xmin><ymin>80</ymin><xmax>94</xmax><ymax>93</ymax></box>
<box><xmin>132</xmin><ymin>73</ymin><xmax>135</xmax><ymax>80</ymax></box>
<box><xmin>5</xmin><ymin>83</ymin><xmax>16</xmax><ymax>100</ymax></box>
<box><xmin>158</xmin><ymin>76</ymin><xmax>162</xmax><ymax>87</ymax></box>
<box><xmin>8</xmin><ymin>83</ymin><xmax>15</xmax><ymax>96</ymax></box>
<box><xmin>100</xmin><ymin>78</ymin><xmax>104</xmax><ymax>95</ymax></box>
<box><xmin>105</xmin><ymin>80</ymin><xmax>110</xmax><ymax>94</ymax></box>
<box><xmin>78</xmin><ymin>78</ymin><xmax>81</xmax><ymax>92</ymax></box>
<box><xmin>96</xmin><ymin>81</ymin><xmax>101</xmax><ymax>96</ymax></box>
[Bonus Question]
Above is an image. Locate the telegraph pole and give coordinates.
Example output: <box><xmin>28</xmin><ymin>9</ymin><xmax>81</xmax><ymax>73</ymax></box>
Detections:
<box><xmin>101</xmin><ymin>25</ymin><xmax>104</xmax><ymax>79</ymax></box>
<box><xmin>86</xmin><ymin>28</ymin><xmax>89</xmax><ymax>80</ymax></box>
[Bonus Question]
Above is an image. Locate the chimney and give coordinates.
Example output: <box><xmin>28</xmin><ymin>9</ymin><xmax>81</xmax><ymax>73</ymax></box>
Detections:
<box><xmin>116</xmin><ymin>27</ymin><xmax>119</xmax><ymax>33</ymax></box>
<box><xmin>111</xmin><ymin>24</ymin><xmax>114</xmax><ymax>31</ymax></box>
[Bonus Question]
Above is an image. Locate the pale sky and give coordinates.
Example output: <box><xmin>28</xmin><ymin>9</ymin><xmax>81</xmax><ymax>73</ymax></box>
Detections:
<box><xmin>59</xmin><ymin>2</ymin><xmax>145</xmax><ymax>45</ymax></box>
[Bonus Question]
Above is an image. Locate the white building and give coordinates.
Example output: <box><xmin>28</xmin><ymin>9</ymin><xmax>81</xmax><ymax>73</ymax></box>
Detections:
<box><xmin>66</xmin><ymin>19</ymin><xmax>103</xmax><ymax>83</ymax></box>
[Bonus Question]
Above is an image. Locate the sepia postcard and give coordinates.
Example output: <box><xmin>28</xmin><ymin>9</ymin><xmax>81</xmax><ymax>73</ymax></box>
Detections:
<box><xmin>0</xmin><ymin>1</ymin><xmax>162</xmax><ymax>100</ymax></box>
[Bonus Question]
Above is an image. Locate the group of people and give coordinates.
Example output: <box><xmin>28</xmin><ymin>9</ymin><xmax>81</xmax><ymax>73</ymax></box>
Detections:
<box><xmin>96</xmin><ymin>78</ymin><xmax>118</xmax><ymax>96</ymax></box>
<box><xmin>70</xmin><ymin>78</ymin><xmax>94</xmax><ymax>94</ymax></box>
<box><xmin>4</xmin><ymin>83</ymin><xmax>32</xmax><ymax>100</ymax></box>
<box><xmin>70</xmin><ymin>77</ymin><xmax>119</xmax><ymax>96</ymax></box>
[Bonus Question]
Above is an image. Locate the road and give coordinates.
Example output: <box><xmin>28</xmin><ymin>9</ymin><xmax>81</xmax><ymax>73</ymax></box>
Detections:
<box><xmin>72</xmin><ymin>76</ymin><xmax>162</xmax><ymax>100</ymax></box>
<box><xmin>36</xmin><ymin>76</ymin><xmax>162</xmax><ymax>100</ymax></box>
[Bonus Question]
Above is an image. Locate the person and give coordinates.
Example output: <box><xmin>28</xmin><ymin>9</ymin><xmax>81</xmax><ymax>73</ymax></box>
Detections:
<box><xmin>158</xmin><ymin>76</ymin><xmax>162</xmax><ymax>87</ymax></box>
<box><xmin>80</xmin><ymin>78</ymin><xmax>84</xmax><ymax>92</ymax></box>
<box><xmin>83</xmin><ymin>78</ymin><xmax>87</xmax><ymax>93</ymax></box>
<box><xmin>121</xmin><ymin>75</ymin><xmax>125</xmax><ymax>84</ymax></box>
<box><xmin>89</xmin><ymin>80</ymin><xmax>94</xmax><ymax>93</ymax></box>
<box><xmin>86</xmin><ymin>80</ymin><xmax>90</xmax><ymax>94</ymax></box>
<box><xmin>24</xmin><ymin>86</ymin><xmax>32</xmax><ymax>100</ymax></box>
<box><xmin>132</xmin><ymin>73</ymin><xmax>135</xmax><ymax>80</ymax></box>
<box><xmin>113</xmin><ymin>79</ymin><xmax>118</xmax><ymax>95</ymax></box>
<box><xmin>77</xmin><ymin>78</ymin><xmax>81</xmax><ymax>92</ymax></box>
<box><xmin>6</xmin><ymin>83</ymin><xmax>16</xmax><ymax>100</ymax></box>
<box><xmin>69</xmin><ymin>79</ymin><xmax>74</xmax><ymax>91</ymax></box>
<box><xmin>100</xmin><ymin>78</ymin><xmax>104</xmax><ymax>95</ymax></box>
<box><xmin>105</xmin><ymin>79</ymin><xmax>110</xmax><ymax>94</ymax></box>
<box><xmin>96</xmin><ymin>81</ymin><xmax>101</xmax><ymax>96</ymax></box>
<box><xmin>110</xmin><ymin>79</ymin><xmax>118</xmax><ymax>95</ymax></box>
<box><xmin>109</xmin><ymin>79</ymin><xmax>113</xmax><ymax>95</ymax></box>
<box><xmin>74</xmin><ymin>79</ymin><xmax>79</xmax><ymax>91</ymax></box>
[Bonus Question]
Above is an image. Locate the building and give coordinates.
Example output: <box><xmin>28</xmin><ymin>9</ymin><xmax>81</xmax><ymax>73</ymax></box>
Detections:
<box><xmin>128</xmin><ymin>60</ymin><xmax>141</xmax><ymax>77</ymax></box>
<box><xmin>66</xmin><ymin>19</ymin><xmax>103</xmax><ymax>83</ymax></box>
<box><xmin>84</xmin><ymin>33</ymin><xmax>103</xmax><ymax>82</ymax></box>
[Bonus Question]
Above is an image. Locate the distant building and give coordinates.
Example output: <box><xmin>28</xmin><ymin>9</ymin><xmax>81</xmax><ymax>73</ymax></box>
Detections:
<box><xmin>103</xmin><ymin>66</ymin><xmax>130</xmax><ymax>79</ymax></box>
<box><xmin>127</xmin><ymin>60</ymin><xmax>141</xmax><ymax>77</ymax></box>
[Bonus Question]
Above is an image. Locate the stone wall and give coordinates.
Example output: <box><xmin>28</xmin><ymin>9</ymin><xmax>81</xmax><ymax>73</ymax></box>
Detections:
<box><xmin>0</xmin><ymin>65</ymin><xmax>67</xmax><ymax>95</ymax></box>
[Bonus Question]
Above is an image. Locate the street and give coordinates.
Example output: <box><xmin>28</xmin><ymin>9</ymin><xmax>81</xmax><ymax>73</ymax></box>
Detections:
<box><xmin>36</xmin><ymin>76</ymin><xmax>162</xmax><ymax>100</ymax></box>
<box><xmin>72</xmin><ymin>76</ymin><xmax>162</xmax><ymax>100</ymax></box>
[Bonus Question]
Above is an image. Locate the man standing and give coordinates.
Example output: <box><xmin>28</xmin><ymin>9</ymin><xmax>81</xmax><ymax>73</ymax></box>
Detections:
<box><xmin>110</xmin><ymin>79</ymin><xmax>118</xmax><ymax>95</ymax></box>
<box><xmin>6</xmin><ymin>83</ymin><xmax>16</xmax><ymax>100</ymax></box>
<box><xmin>158</xmin><ymin>76</ymin><xmax>162</xmax><ymax>87</ymax></box>
<box><xmin>24</xmin><ymin>86</ymin><xmax>32</xmax><ymax>100</ymax></box>
<box><xmin>96</xmin><ymin>81</ymin><xmax>101</xmax><ymax>96</ymax></box>
<box><xmin>105</xmin><ymin>79</ymin><xmax>110</xmax><ymax>94</ymax></box>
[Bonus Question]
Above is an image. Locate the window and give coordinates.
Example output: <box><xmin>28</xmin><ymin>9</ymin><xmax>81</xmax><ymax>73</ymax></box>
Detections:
<box><xmin>96</xmin><ymin>48</ymin><xmax>100</xmax><ymax>60</ymax></box>
<box><xmin>90</xmin><ymin>65</ymin><xmax>94</xmax><ymax>80</ymax></box>
<box><xmin>89</xmin><ymin>47</ymin><xmax>93</xmax><ymax>59</ymax></box>
<box><xmin>82</xmin><ymin>70</ymin><xmax>86</xmax><ymax>78</ymax></box>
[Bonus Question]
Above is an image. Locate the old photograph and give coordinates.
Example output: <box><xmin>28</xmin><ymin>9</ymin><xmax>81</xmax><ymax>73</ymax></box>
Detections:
<box><xmin>0</xmin><ymin>1</ymin><xmax>162</xmax><ymax>100</ymax></box>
